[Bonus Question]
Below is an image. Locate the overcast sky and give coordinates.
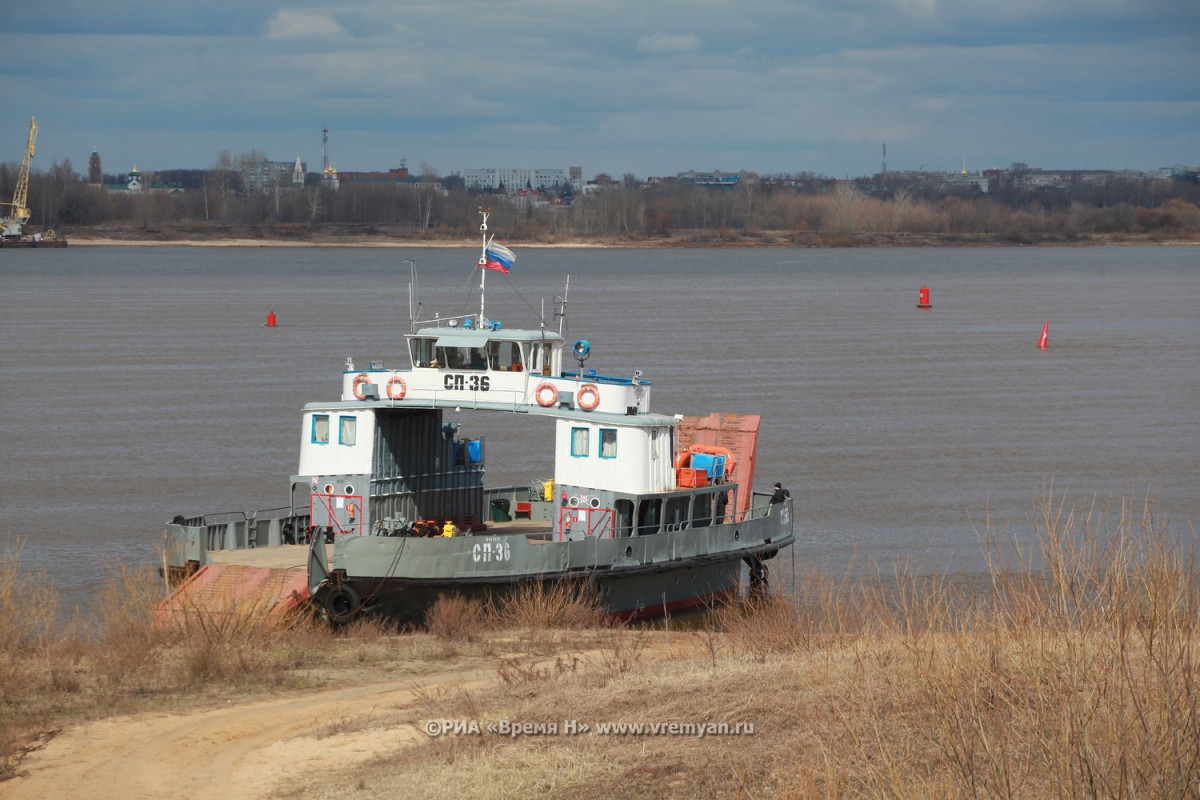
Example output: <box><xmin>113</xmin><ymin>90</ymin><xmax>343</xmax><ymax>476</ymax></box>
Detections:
<box><xmin>3</xmin><ymin>1</ymin><xmax>1197</xmax><ymax>180</ymax></box>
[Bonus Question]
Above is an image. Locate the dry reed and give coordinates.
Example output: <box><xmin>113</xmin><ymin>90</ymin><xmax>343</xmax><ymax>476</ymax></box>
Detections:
<box><xmin>2</xmin><ymin>490</ymin><xmax>1197</xmax><ymax>799</ymax></box>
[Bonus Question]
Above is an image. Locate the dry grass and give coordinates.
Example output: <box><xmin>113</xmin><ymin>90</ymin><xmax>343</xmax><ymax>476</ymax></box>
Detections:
<box><xmin>276</xmin><ymin>491</ymin><xmax>1198</xmax><ymax>799</ymax></box>
<box><xmin>490</xmin><ymin>580</ymin><xmax>608</xmax><ymax>631</ymax></box>
<box><xmin>424</xmin><ymin>594</ymin><xmax>489</xmax><ymax>644</ymax></box>
<box><xmin>2</xmin><ymin>490</ymin><xmax>1197</xmax><ymax>798</ymax></box>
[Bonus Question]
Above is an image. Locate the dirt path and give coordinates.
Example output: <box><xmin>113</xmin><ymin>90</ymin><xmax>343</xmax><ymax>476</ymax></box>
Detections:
<box><xmin>4</xmin><ymin>663</ymin><xmax>500</xmax><ymax>800</ymax></box>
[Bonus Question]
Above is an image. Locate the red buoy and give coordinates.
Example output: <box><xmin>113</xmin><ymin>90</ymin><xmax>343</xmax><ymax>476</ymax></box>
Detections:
<box><xmin>1038</xmin><ymin>322</ymin><xmax>1049</xmax><ymax>349</ymax></box>
<box><xmin>917</xmin><ymin>286</ymin><xmax>931</xmax><ymax>309</ymax></box>
<box><xmin>266</xmin><ymin>311</ymin><xmax>277</xmax><ymax>327</ymax></box>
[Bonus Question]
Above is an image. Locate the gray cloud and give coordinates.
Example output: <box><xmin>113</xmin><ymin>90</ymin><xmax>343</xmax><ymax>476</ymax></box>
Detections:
<box><xmin>2</xmin><ymin>0</ymin><xmax>1196</xmax><ymax>178</ymax></box>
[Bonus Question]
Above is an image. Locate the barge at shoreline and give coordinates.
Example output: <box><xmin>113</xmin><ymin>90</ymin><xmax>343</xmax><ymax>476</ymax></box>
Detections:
<box><xmin>160</xmin><ymin>213</ymin><xmax>793</xmax><ymax>625</ymax></box>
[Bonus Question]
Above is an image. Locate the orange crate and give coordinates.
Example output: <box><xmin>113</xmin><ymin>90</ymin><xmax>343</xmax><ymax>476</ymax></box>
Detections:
<box><xmin>676</xmin><ymin>467</ymin><xmax>708</xmax><ymax>488</ymax></box>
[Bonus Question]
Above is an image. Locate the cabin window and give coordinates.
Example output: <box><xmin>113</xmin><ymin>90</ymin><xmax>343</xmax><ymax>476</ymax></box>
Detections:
<box><xmin>636</xmin><ymin>499</ymin><xmax>662</xmax><ymax>536</ymax></box>
<box><xmin>410</xmin><ymin>337</ymin><xmax>436</xmax><ymax>367</ymax></box>
<box><xmin>600</xmin><ymin>428</ymin><xmax>618</xmax><ymax>458</ymax></box>
<box><xmin>339</xmin><ymin>416</ymin><xmax>356</xmax><ymax>446</ymax></box>
<box><xmin>570</xmin><ymin>427</ymin><xmax>590</xmax><ymax>457</ymax></box>
<box><xmin>312</xmin><ymin>414</ymin><xmax>330</xmax><ymax>444</ymax></box>
<box><xmin>441</xmin><ymin>346</ymin><xmax>488</xmax><ymax>370</ymax></box>
<box><xmin>531</xmin><ymin>343</ymin><xmax>554</xmax><ymax>375</ymax></box>
<box><xmin>692</xmin><ymin>493</ymin><xmax>713</xmax><ymax>528</ymax></box>
<box><xmin>489</xmin><ymin>340</ymin><xmax>523</xmax><ymax>372</ymax></box>
<box><xmin>614</xmin><ymin>499</ymin><xmax>634</xmax><ymax>537</ymax></box>
<box><xmin>665</xmin><ymin>496</ymin><xmax>689</xmax><ymax>531</ymax></box>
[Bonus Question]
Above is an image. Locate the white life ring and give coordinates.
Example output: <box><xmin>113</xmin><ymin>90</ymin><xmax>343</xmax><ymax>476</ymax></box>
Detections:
<box><xmin>577</xmin><ymin>383</ymin><xmax>600</xmax><ymax>411</ymax></box>
<box><xmin>386</xmin><ymin>374</ymin><xmax>407</xmax><ymax>400</ymax></box>
<box><xmin>352</xmin><ymin>372</ymin><xmax>371</xmax><ymax>400</ymax></box>
<box><xmin>535</xmin><ymin>381</ymin><xmax>558</xmax><ymax>407</ymax></box>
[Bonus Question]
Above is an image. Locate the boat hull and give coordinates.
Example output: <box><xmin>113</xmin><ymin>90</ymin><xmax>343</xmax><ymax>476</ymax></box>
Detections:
<box><xmin>0</xmin><ymin>237</ymin><xmax>68</xmax><ymax>248</ymax></box>
<box><xmin>317</xmin><ymin>555</ymin><xmax>756</xmax><ymax>625</ymax></box>
<box><xmin>311</xmin><ymin>508</ymin><xmax>792</xmax><ymax>625</ymax></box>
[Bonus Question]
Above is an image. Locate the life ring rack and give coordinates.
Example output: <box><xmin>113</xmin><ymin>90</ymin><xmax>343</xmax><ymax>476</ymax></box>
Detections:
<box><xmin>386</xmin><ymin>374</ymin><xmax>407</xmax><ymax>400</ymax></box>
<box><xmin>535</xmin><ymin>381</ymin><xmax>558</xmax><ymax>407</ymax></box>
<box><xmin>577</xmin><ymin>383</ymin><xmax>601</xmax><ymax>411</ymax></box>
<box><xmin>351</xmin><ymin>372</ymin><xmax>371</xmax><ymax>400</ymax></box>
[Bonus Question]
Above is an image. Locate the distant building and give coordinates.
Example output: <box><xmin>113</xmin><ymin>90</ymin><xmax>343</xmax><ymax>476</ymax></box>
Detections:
<box><xmin>322</xmin><ymin>166</ymin><xmax>340</xmax><ymax>190</ymax></box>
<box><xmin>241</xmin><ymin>155</ymin><xmax>306</xmax><ymax>193</ymax></box>
<box><xmin>88</xmin><ymin>149</ymin><xmax>102</xmax><ymax>186</ymax></box>
<box><xmin>464</xmin><ymin>167</ymin><xmax>568</xmax><ymax>192</ymax></box>
<box><xmin>321</xmin><ymin>126</ymin><xmax>340</xmax><ymax>190</ymax></box>
<box><xmin>339</xmin><ymin>161</ymin><xmax>439</xmax><ymax>191</ymax></box>
<box><xmin>102</xmin><ymin>165</ymin><xmax>142</xmax><ymax>193</ymax></box>
<box><xmin>996</xmin><ymin>168</ymin><xmax>1151</xmax><ymax>192</ymax></box>
<box><xmin>676</xmin><ymin>170</ymin><xmax>743</xmax><ymax>187</ymax></box>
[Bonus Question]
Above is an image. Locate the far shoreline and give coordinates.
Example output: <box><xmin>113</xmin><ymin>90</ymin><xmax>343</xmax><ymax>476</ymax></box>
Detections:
<box><xmin>59</xmin><ymin>232</ymin><xmax>1200</xmax><ymax>249</ymax></box>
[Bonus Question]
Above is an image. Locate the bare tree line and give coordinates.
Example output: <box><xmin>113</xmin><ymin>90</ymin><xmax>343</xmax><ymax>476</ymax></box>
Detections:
<box><xmin>3</xmin><ymin>156</ymin><xmax>1198</xmax><ymax>243</ymax></box>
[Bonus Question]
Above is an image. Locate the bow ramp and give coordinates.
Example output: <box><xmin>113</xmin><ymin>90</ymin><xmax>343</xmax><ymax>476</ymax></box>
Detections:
<box><xmin>156</xmin><ymin>563</ymin><xmax>311</xmax><ymax>628</ymax></box>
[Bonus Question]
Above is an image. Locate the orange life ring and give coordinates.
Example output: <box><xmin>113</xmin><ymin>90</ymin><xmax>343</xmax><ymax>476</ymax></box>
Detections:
<box><xmin>352</xmin><ymin>372</ymin><xmax>371</xmax><ymax>400</ymax></box>
<box><xmin>687</xmin><ymin>443</ymin><xmax>736</xmax><ymax>478</ymax></box>
<box><xmin>386</xmin><ymin>374</ymin><xmax>407</xmax><ymax>400</ymax></box>
<box><xmin>674</xmin><ymin>451</ymin><xmax>691</xmax><ymax>470</ymax></box>
<box><xmin>577</xmin><ymin>383</ymin><xmax>600</xmax><ymax>411</ymax></box>
<box><xmin>535</xmin><ymin>381</ymin><xmax>558</xmax><ymax>407</ymax></box>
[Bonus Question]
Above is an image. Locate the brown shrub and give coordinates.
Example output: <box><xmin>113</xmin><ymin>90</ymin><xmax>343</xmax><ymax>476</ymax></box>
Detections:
<box><xmin>424</xmin><ymin>594</ymin><xmax>488</xmax><ymax>642</ymax></box>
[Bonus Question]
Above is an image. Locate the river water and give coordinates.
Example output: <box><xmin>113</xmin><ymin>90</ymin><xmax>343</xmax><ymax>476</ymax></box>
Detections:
<box><xmin>1</xmin><ymin>244</ymin><xmax>1197</xmax><ymax>614</ymax></box>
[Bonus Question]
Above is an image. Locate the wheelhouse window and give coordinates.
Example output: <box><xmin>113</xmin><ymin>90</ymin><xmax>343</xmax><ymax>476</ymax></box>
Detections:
<box><xmin>571</xmin><ymin>427</ymin><xmax>590</xmax><ymax>457</ymax></box>
<box><xmin>600</xmin><ymin>428</ymin><xmax>618</xmax><ymax>458</ymax></box>
<box><xmin>410</xmin><ymin>337</ymin><xmax>436</xmax><ymax>368</ymax></box>
<box><xmin>339</xmin><ymin>416</ymin><xmax>356</xmax><ymax>446</ymax></box>
<box><xmin>489</xmin><ymin>340</ymin><xmax>524</xmax><ymax>372</ymax></box>
<box><xmin>530</xmin><ymin>343</ymin><xmax>555</xmax><ymax>375</ymax></box>
<box><xmin>440</xmin><ymin>346</ymin><xmax>488</xmax><ymax>370</ymax></box>
<box><xmin>312</xmin><ymin>414</ymin><xmax>330</xmax><ymax>444</ymax></box>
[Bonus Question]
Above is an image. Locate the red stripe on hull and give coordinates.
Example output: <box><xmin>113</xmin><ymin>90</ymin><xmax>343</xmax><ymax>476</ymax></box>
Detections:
<box><xmin>611</xmin><ymin>587</ymin><xmax>739</xmax><ymax>622</ymax></box>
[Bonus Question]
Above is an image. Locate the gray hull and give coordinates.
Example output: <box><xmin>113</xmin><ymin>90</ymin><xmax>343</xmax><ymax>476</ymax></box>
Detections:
<box><xmin>312</xmin><ymin>503</ymin><xmax>793</xmax><ymax>624</ymax></box>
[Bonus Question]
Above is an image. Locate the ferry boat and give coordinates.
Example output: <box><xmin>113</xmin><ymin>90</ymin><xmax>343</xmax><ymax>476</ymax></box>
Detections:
<box><xmin>161</xmin><ymin>213</ymin><xmax>794</xmax><ymax>624</ymax></box>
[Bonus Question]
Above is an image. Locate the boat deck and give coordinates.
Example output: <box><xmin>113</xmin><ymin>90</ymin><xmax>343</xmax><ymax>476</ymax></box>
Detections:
<box><xmin>206</xmin><ymin>521</ymin><xmax>557</xmax><ymax>569</ymax></box>
<box><xmin>478</xmin><ymin>519</ymin><xmax>555</xmax><ymax>539</ymax></box>
<box><xmin>210</xmin><ymin>544</ymin><xmax>324</xmax><ymax>569</ymax></box>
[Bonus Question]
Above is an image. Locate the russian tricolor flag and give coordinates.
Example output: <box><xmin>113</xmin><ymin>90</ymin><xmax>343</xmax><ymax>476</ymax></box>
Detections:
<box><xmin>482</xmin><ymin>243</ymin><xmax>516</xmax><ymax>274</ymax></box>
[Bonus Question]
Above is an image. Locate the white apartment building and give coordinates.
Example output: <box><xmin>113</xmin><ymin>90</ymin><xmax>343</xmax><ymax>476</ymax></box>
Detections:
<box><xmin>464</xmin><ymin>167</ymin><xmax>569</xmax><ymax>191</ymax></box>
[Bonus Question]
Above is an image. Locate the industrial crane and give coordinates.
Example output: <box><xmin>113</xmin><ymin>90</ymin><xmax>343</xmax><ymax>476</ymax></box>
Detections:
<box><xmin>2</xmin><ymin>116</ymin><xmax>37</xmax><ymax>238</ymax></box>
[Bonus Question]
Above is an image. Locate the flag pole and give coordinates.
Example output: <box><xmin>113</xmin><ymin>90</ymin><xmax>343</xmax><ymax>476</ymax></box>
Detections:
<box><xmin>478</xmin><ymin>208</ymin><xmax>490</xmax><ymax>324</ymax></box>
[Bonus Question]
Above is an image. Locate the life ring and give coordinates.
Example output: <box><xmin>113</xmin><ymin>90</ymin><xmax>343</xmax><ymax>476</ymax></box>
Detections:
<box><xmin>386</xmin><ymin>374</ymin><xmax>407</xmax><ymax>400</ymax></box>
<box><xmin>577</xmin><ymin>383</ymin><xmax>600</xmax><ymax>411</ymax></box>
<box><xmin>688</xmin><ymin>444</ymin><xmax>736</xmax><ymax>478</ymax></box>
<box><xmin>674</xmin><ymin>451</ymin><xmax>691</xmax><ymax>470</ymax></box>
<box><xmin>352</xmin><ymin>372</ymin><xmax>371</xmax><ymax>400</ymax></box>
<box><xmin>535</xmin><ymin>381</ymin><xmax>558</xmax><ymax>407</ymax></box>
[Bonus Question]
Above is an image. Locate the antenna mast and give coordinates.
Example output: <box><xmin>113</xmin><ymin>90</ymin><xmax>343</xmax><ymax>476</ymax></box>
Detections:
<box><xmin>477</xmin><ymin>208</ymin><xmax>492</xmax><ymax>324</ymax></box>
<box><xmin>554</xmin><ymin>277</ymin><xmax>570</xmax><ymax>336</ymax></box>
